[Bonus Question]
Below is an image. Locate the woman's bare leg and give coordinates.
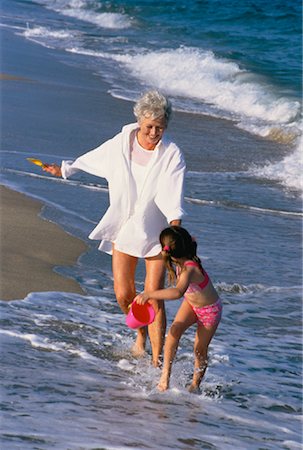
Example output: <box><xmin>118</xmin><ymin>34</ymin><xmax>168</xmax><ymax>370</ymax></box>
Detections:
<box><xmin>158</xmin><ymin>301</ymin><xmax>196</xmax><ymax>391</ymax></box>
<box><xmin>187</xmin><ymin>323</ymin><xmax>219</xmax><ymax>393</ymax></box>
<box><xmin>112</xmin><ymin>246</ymin><xmax>146</xmax><ymax>356</ymax></box>
<box><xmin>144</xmin><ymin>254</ymin><xmax>166</xmax><ymax>367</ymax></box>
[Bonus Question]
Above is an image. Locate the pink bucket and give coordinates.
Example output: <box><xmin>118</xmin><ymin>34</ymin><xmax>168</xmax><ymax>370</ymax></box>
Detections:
<box><xmin>126</xmin><ymin>301</ymin><xmax>156</xmax><ymax>329</ymax></box>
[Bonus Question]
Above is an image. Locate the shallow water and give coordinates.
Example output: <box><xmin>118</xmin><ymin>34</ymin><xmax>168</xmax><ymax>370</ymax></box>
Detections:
<box><xmin>1</xmin><ymin>288</ymin><xmax>301</xmax><ymax>449</ymax></box>
<box><xmin>1</xmin><ymin>0</ymin><xmax>302</xmax><ymax>449</ymax></box>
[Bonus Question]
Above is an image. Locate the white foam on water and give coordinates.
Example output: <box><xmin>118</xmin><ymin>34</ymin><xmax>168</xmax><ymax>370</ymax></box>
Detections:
<box><xmin>1</xmin><ymin>284</ymin><xmax>301</xmax><ymax>449</ymax></box>
<box><xmin>66</xmin><ymin>46</ymin><xmax>108</xmax><ymax>58</ymax></box>
<box><xmin>218</xmin><ymin>410</ymin><xmax>295</xmax><ymax>434</ymax></box>
<box><xmin>282</xmin><ymin>441</ymin><xmax>303</xmax><ymax>450</ymax></box>
<box><xmin>23</xmin><ymin>25</ymin><xmax>73</xmax><ymax>40</ymax></box>
<box><xmin>17</xmin><ymin>23</ymin><xmax>80</xmax><ymax>49</ymax></box>
<box><xmin>61</xmin><ymin>9</ymin><xmax>130</xmax><ymax>29</ymax></box>
<box><xmin>37</xmin><ymin>0</ymin><xmax>132</xmax><ymax>29</ymax></box>
<box><xmin>0</xmin><ymin>329</ymin><xmax>65</xmax><ymax>352</ymax></box>
<box><xmin>62</xmin><ymin>44</ymin><xmax>300</xmax><ymax>143</ymax></box>
<box><xmin>12</xmin><ymin>11</ymin><xmax>301</xmax><ymax>149</ymax></box>
<box><xmin>216</xmin><ymin>282</ymin><xmax>267</xmax><ymax>294</ymax></box>
<box><xmin>117</xmin><ymin>358</ymin><xmax>136</xmax><ymax>372</ymax></box>
<box><xmin>111</xmin><ymin>46</ymin><xmax>300</xmax><ymax>137</ymax></box>
<box><xmin>0</xmin><ymin>328</ymin><xmax>98</xmax><ymax>361</ymax></box>
<box><xmin>249</xmin><ymin>134</ymin><xmax>303</xmax><ymax>193</ymax></box>
<box><xmin>254</xmin><ymin>394</ymin><xmax>301</xmax><ymax>413</ymax></box>
<box><xmin>184</xmin><ymin>195</ymin><xmax>303</xmax><ymax>216</ymax></box>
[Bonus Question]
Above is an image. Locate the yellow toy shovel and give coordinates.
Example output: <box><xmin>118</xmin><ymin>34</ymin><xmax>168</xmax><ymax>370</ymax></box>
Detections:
<box><xmin>26</xmin><ymin>157</ymin><xmax>46</xmax><ymax>168</ymax></box>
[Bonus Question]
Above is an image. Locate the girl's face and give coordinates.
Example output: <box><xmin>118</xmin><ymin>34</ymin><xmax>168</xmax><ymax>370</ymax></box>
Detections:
<box><xmin>137</xmin><ymin>116</ymin><xmax>167</xmax><ymax>150</ymax></box>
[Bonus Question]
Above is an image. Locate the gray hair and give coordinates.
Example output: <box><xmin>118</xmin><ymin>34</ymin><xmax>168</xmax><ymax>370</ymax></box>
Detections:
<box><xmin>133</xmin><ymin>90</ymin><xmax>172</xmax><ymax>124</ymax></box>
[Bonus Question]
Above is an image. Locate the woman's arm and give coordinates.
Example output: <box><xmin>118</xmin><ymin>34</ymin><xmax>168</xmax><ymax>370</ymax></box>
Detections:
<box><xmin>43</xmin><ymin>134</ymin><xmax>118</xmax><ymax>180</ymax></box>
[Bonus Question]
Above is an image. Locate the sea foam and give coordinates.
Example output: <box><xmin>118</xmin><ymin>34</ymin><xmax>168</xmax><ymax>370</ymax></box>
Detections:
<box><xmin>23</xmin><ymin>25</ymin><xmax>73</xmax><ymax>40</ymax></box>
<box><xmin>18</xmin><ymin>15</ymin><xmax>301</xmax><ymax>147</ymax></box>
<box><xmin>20</xmin><ymin>24</ymin><xmax>79</xmax><ymax>49</ymax></box>
<box><xmin>36</xmin><ymin>0</ymin><xmax>132</xmax><ymax>29</ymax></box>
<box><xmin>112</xmin><ymin>47</ymin><xmax>300</xmax><ymax>139</ymax></box>
<box><xmin>250</xmin><ymin>134</ymin><xmax>303</xmax><ymax>193</ymax></box>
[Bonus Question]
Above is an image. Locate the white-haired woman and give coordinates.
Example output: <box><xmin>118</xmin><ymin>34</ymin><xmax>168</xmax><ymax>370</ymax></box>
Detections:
<box><xmin>44</xmin><ymin>90</ymin><xmax>186</xmax><ymax>367</ymax></box>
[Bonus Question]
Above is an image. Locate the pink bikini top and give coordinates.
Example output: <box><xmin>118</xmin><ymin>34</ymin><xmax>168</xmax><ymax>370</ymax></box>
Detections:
<box><xmin>184</xmin><ymin>260</ymin><xmax>210</xmax><ymax>291</ymax></box>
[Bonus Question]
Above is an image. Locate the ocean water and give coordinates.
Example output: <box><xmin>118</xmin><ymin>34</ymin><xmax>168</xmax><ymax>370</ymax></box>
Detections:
<box><xmin>1</xmin><ymin>0</ymin><xmax>302</xmax><ymax>449</ymax></box>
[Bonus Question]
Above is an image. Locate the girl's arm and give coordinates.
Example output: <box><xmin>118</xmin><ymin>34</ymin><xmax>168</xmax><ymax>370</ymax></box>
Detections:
<box><xmin>135</xmin><ymin>268</ymin><xmax>191</xmax><ymax>305</ymax></box>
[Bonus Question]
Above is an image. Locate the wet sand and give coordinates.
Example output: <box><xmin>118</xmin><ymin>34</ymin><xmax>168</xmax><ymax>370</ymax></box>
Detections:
<box><xmin>0</xmin><ymin>186</ymin><xmax>87</xmax><ymax>300</ymax></box>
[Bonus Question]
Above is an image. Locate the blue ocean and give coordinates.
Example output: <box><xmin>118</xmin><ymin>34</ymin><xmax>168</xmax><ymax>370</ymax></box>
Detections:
<box><xmin>1</xmin><ymin>0</ymin><xmax>302</xmax><ymax>449</ymax></box>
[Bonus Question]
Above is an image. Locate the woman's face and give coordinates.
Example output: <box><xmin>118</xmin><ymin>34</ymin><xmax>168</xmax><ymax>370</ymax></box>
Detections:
<box><xmin>137</xmin><ymin>116</ymin><xmax>167</xmax><ymax>150</ymax></box>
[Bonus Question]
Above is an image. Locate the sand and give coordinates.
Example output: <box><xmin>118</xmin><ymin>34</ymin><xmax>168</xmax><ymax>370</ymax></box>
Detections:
<box><xmin>0</xmin><ymin>185</ymin><xmax>87</xmax><ymax>300</ymax></box>
<box><xmin>0</xmin><ymin>29</ymin><xmax>123</xmax><ymax>301</ymax></box>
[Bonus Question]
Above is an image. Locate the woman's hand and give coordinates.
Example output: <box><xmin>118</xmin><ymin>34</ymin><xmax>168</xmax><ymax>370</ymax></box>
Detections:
<box><xmin>134</xmin><ymin>292</ymin><xmax>151</xmax><ymax>305</ymax></box>
<box><xmin>42</xmin><ymin>163</ymin><xmax>62</xmax><ymax>177</ymax></box>
<box><xmin>170</xmin><ymin>219</ymin><xmax>181</xmax><ymax>226</ymax></box>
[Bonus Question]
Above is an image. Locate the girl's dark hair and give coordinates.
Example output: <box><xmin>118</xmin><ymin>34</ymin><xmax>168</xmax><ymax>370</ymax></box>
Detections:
<box><xmin>159</xmin><ymin>226</ymin><xmax>202</xmax><ymax>284</ymax></box>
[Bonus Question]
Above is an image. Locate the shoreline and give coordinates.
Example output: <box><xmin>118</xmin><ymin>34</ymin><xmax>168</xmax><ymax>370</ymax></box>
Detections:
<box><xmin>0</xmin><ymin>185</ymin><xmax>87</xmax><ymax>300</ymax></box>
<box><xmin>1</xmin><ymin>28</ymin><xmax>289</xmax><ymax>175</ymax></box>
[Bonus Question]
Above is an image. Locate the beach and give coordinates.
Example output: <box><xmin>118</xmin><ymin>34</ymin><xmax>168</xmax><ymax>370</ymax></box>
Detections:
<box><xmin>0</xmin><ymin>1</ymin><xmax>301</xmax><ymax>449</ymax></box>
<box><xmin>0</xmin><ymin>185</ymin><xmax>86</xmax><ymax>300</ymax></box>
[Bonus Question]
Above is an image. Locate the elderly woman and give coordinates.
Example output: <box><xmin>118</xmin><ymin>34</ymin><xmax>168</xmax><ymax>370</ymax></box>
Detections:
<box><xmin>44</xmin><ymin>90</ymin><xmax>186</xmax><ymax>366</ymax></box>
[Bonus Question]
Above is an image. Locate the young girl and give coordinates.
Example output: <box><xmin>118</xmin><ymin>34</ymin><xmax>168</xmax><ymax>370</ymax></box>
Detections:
<box><xmin>134</xmin><ymin>226</ymin><xmax>222</xmax><ymax>393</ymax></box>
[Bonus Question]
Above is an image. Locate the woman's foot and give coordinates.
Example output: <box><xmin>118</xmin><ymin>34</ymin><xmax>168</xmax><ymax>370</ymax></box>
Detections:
<box><xmin>157</xmin><ymin>376</ymin><xmax>169</xmax><ymax>391</ymax></box>
<box><xmin>187</xmin><ymin>383</ymin><xmax>201</xmax><ymax>394</ymax></box>
<box><xmin>131</xmin><ymin>342</ymin><xmax>146</xmax><ymax>358</ymax></box>
<box><xmin>131</xmin><ymin>328</ymin><xmax>146</xmax><ymax>357</ymax></box>
<box><xmin>151</xmin><ymin>355</ymin><xmax>162</xmax><ymax>368</ymax></box>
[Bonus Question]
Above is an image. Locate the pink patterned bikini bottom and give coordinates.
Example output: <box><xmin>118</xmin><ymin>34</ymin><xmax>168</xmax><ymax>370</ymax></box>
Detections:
<box><xmin>187</xmin><ymin>298</ymin><xmax>223</xmax><ymax>328</ymax></box>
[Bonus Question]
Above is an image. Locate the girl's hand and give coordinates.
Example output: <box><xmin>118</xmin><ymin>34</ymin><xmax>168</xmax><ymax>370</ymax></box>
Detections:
<box><xmin>134</xmin><ymin>292</ymin><xmax>150</xmax><ymax>305</ymax></box>
<box><xmin>43</xmin><ymin>163</ymin><xmax>62</xmax><ymax>177</ymax></box>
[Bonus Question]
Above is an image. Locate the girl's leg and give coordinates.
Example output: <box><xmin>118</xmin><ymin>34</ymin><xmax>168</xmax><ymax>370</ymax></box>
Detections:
<box><xmin>112</xmin><ymin>246</ymin><xmax>146</xmax><ymax>355</ymax></box>
<box><xmin>144</xmin><ymin>254</ymin><xmax>166</xmax><ymax>367</ymax></box>
<box><xmin>188</xmin><ymin>323</ymin><xmax>219</xmax><ymax>393</ymax></box>
<box><xmin>158</xmin><ymin>300</ymin><xmax>196</xmax><ymax>391</ymax></box>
